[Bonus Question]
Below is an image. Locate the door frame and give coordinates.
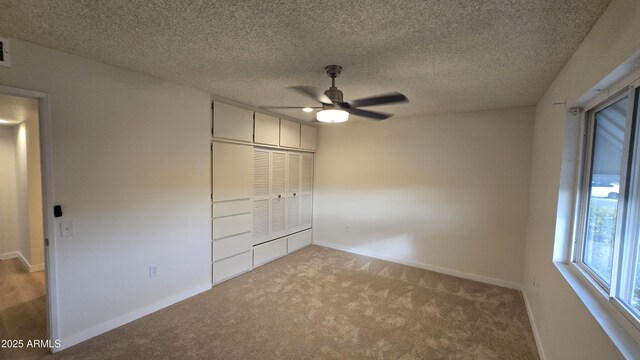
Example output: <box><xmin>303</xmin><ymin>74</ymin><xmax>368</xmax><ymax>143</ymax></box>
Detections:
<box><xmin>0</xmin><ymin>84</ymin><xmax>59</xmax><ymax>344</ymax></box>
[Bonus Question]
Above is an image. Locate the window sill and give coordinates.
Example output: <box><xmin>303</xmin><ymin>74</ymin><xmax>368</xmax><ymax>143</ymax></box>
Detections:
<box><xmin>555</xmin><ymin>262</ymin><xmax>640</xmax><ymax>359</ymax></box>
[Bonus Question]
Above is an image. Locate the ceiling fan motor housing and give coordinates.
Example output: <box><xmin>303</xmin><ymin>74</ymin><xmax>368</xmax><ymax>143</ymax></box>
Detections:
<box><xmin>324</xmin><ymin>88</ymin><xmax>344</xmax><ymax>104</ymax></box>
<box><xmin>324</xmin><ymin>65</ymin><xmax>344</xmax><ymax>104</ymax></box>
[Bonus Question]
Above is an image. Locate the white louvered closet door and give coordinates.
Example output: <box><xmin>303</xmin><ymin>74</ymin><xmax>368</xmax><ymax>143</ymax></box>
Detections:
<box><xmin>300</xmin><ymin>153</ymin><xmax>314</xmax><ymax>229</ymax></box>
<box><xmin>271</xmin><ymin>151</ymin><xmax>287</xmax><ymax>239</ymax></box>
<box><xmin>287</xmin><ymin>153</ymin><xmax>301</xmax><ymax>232</ymax></box>
<box><xmin>253</xmin><ymin>149</ymin><xmax>271</xmax><ymax>245</ymax></box>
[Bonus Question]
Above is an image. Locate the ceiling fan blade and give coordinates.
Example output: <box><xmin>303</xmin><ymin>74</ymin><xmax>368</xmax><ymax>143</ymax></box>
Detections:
<box><xmin>345</xmin><ymin>108</ymin><xmax>391</xmax><ymax>120</ymax></box>
<box><xmin>260</xmin><ymin>106</ymin><xmax>322</xmax><ymax>109</ymax></box>
<box><xmin>347</xmin><ymin>92</ymin><xmax>408</xmax><ymax>108</ymax></box>
<box><xmin>289</xmin><ymin>86</ymin><xmax>333</xmax><ymax>104</ymax></box>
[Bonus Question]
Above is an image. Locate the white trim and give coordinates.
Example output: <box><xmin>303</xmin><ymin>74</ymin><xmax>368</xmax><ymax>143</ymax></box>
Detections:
<box><xmin>17</xmin><ymin>251</ymin><xmax>31</xmax><ymax>271</ymax></box>
<box><xmin>211</xmin><ymin>268</ymin><xmax>252</xmax><ymax>286</ymax></box>
<box><xmin>0</xmin><ymin>251</ymin><xmax>44</xmax><ymax>272</ymax></box>
<box><xmin>0</xmin><ymin>251</ymin><xmax>20</xmax><ymax>260</ymax></box>
<box><xmin>55</xmin><ymin>283</ymin><xmax>211</xmax><ymax>352</ymax></box>
<box><xmin>556</xmin><ymin>262</ymin><xmax>640</xmax><ymax>359</ymax></box>
<box><xmin>561</xmin><ymin>60</ymin><xmax>640</xmax><ymax>353</ymax></box>
<box><xmin>17</xmin><ymin>252</ymin><xmax>44</xmax><ymax>272</ymax></box>
<box><xmin>29</xmin><ymin>262</ymin><xmax>44</xmax><ymax>272</ymax></box>
<box><xmin>522</xmin><ymin>290</ymin><xmax>548</xmax><ymax>360</ymax></box>
<box><xmin>0</xmin><ymin>84</ymin><xmax>59</xmax><ymax>346</ymax></box>
<box><xmin>313</xmin><ymin>241</ymin><xmax>521</xmax><ymax>290</ymax></box>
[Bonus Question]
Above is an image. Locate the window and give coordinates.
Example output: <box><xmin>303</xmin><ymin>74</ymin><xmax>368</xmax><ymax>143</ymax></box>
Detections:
<box><xmin>574</xmin><ymin>83</ymin><xmax>640</xmax><ymax>327</ymax></box>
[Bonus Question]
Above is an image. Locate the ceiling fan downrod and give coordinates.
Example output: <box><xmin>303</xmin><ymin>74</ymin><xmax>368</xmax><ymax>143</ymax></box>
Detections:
<box><xmin>324</xmin><ymin>65</ymin><xmax>344</xmax><ymax>104</ymax></box>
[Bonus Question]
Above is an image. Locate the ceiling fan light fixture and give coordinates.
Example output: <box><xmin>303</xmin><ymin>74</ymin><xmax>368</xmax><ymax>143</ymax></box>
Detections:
<box><xmin>302</xmin><ymin>107</ymin><xmax>313</xmax><ymax>113</ymax></box>
<box><xmin>316</xmin><ymin>109</ymin><xmax>349</xmax><ymax>123</ymax></box>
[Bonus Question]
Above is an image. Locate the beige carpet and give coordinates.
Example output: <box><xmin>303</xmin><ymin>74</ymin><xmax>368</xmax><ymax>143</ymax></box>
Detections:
<box><xmin>0</xmin><ymin>258</ymin><xmax>48</xmax><ymax>360</ymax></box>
<box><xmin>38</xmin><ymin>245</ymin><xmax>538</xmax><ymax>360</ymax></box>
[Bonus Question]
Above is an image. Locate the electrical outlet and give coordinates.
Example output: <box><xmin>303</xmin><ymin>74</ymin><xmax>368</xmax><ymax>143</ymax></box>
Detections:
<box><xmin>149</xmin><ymin>265</ymin><xmax>158</xmax><ymax>278</ymax></box>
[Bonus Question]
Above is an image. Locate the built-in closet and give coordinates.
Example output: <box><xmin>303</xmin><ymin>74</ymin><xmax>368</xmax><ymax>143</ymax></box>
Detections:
<box><xmin>211</xmin><ymin>102</ymin><xmax>316</xmax><ymax>284</ymax></box>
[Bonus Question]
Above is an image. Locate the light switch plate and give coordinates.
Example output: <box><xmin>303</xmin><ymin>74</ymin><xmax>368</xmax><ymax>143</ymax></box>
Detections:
<box><xmin>60</xmin><ymin>221</ymin><xmax>74</xmax><ymax>237</ymax></box>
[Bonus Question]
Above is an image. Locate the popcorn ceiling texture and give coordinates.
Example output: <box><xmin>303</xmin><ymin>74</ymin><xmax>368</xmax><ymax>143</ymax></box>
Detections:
<box><xmin>0</xmin><ymin>0</ymin><xmax>610</xmax><ymax>120</ymax></box>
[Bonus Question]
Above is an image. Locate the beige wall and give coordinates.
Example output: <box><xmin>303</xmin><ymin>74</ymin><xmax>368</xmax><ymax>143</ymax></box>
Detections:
<box><xmin>522</xmin><ymin>0</ymin><xmax>640</xmax><ymax>359</ymax></box>
<box><xmin>14</xmin><ymin>123</ymin><xmax>30</xmax><ymax>262</ymax></box>
<box><xmin>313</xmin><ymin>107</ymin><xmax>534</xmax><ymax>287</ymax></box>
<box><xmin>0</xmin><ymin>93</ymin><xmax>41</xmax><ymax>267</ymax></box>
<box><xmin>0</xmin><ymin>119</ymin><xmax>40</xmax><ymax>268</ymax></box>
<box><xmin>25</xmin><ymin>106</ymin><xmax>44</xmax><ymax>266</ymax></box>
<box><xmin>0</xmin><ymin>37</ymin><xmax>212</xmax><ymax>347</ymax></box>
<box><xmin>0</xmin><ymin>125</ymin><xmax>20</xmax><ymax>255</ymax></box>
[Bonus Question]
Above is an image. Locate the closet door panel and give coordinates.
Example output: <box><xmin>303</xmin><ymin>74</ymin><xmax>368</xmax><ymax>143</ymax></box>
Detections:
<box><xmin>253</xmin><ymin>149</ymin><xmax>270</xmax><ymax>197</ymax></box>
<box><xmin>253</xmin><ymin>149</ymin><xmax>271</xmax><ymax>244</ymax></box>
<box><xmin>252</xmin><ymin>199</ymin><xmax>270</xmax><ymax>245</ymax></box>
<box><xmin>300</xmin><ymin>153</ymin><xmax>314</xmax><ymax>229</ymax></box>
<box><xmin>288</xmin><ymin>230</ymin><xmax>312</xmax><ymax>253</ymax></box>
<box><xmin>301</xmin><ymin>154</ymin><xmax>314</xmax><ymax>192</ymax></box>
<box><xmin>288</xmin><ymin>196</ymin><xmax>299</xmax><ymax>230</ymax></box>
<box><xmin>280</xmin><ymin>119</ymin><xmax>300</xmax><ymax>148</ymax></box>
<box><xmin>253</xmin><ymin>238</ymin><xmax>287</xmax><ymax>267</ymax></box>
<box><xmin>288</xmin><ymin>153</ymin><xmax>300</xmax><ymax>193</ymax></box>
<box><xmin>213</xmin><ymin>142</ymin><xmax>252</xmax><ymax>202</ymax></box>
<box><xmin>300</xmin><ymin>125</ymin><xmax>317</xmax><ymax>151</ymax></box>
<box><xmin>213</xmin><ymin>199</ymin><xmax>250</xmax><ymax>218</ymax></box>
<box><xmin>213</xmin><ymin>102</ymin><xmax>253</xmax><ymax>142</ymax></box>
<box><xmin>271</xmin><ymin>197</ymin><xmax>286</xmax><ymax>239</ymax></box>
<box><xmin>212</xmin><ymin>251</ymin><xmax>252</xmax><ymax>284</ymax></box>
<box><xmin>213</xmin><ymin>213</ymin><xmax>251</xmax><ymax>239</ymax></box>
<box><xmin>300</xmin><ymin>194</ymin><xmax>313</xmax><ymax>228</ymax></box>
<box><xmin>254</xmin><ymin>113</ymin><xmax>280</xmax><ymax>146</ymax></box>
<box><xmin>287</xmin><ymin>153</ymin><xmax>301</xmax><ymax>232</ymax></box>
<box><xmin>212</xmin><ymin>141</ymin><xmax>253</xmax><ymax>281</ymax></box>
<box><xmin>270</xmin><ymin>151</ymin><xmax>287</xmax><ymax>238</ymax></box>
<box><xmin>213</xmin><ymin>232</ymin><xmax>252</xmax><ymax>262</ymax></box>
<box><xmin>271</xmin><ymin>151</ymin><xmax>286</xmax><ymax>195</ymax></box>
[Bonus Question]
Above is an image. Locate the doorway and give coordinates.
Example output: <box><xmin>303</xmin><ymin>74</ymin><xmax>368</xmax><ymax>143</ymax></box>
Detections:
<box><xmin>0</xmin><ymin>90</ymin><xmax>52</xmax><ymax>358</ymax></box>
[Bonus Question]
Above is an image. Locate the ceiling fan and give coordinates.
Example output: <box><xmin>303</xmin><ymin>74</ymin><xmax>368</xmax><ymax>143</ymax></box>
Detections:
<box><xmin>263</xmin><ymin>65</ymin><xmax>408</xmax><ymax>123</ymax></box>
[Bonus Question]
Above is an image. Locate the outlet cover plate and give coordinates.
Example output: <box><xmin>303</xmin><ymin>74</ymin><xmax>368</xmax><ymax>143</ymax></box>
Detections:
<box><xmin>60</xmin><ymin>221</ymin><xmax>74</xmax><ymax>237</ymax></box>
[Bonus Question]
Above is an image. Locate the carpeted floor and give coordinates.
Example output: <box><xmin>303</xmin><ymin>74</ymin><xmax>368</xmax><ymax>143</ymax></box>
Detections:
<box><xmin>0</xmin><ymin>258</ymin><xmax>48</xmax><ymax>360</ymax></box>
<box><xmin>38</xmin><ymin>245</ymin><xmax>538</xmax><ymax>360</ymax></box>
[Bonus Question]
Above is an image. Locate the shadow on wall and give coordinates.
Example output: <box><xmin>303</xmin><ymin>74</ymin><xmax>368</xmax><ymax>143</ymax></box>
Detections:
<box><xmin>314</xmin><ymin>187</ymin><xmax>522</xmax><ymax>282</ymax></box>
<box><xmin>313</xmin><ymin>107</ymin><xmax>535</xmax><ymax>286</ymax></box>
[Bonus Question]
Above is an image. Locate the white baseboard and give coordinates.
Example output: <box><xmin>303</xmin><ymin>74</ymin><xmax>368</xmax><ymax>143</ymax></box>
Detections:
<box><xmin>55</xmin><ymin>282</ymin><xmax>212</xmax><ymax>352</ymax></box>
<box><xmin>0</xmin><ymin>251</ymin><xmax>20</xmax><ymax>260</ymax></box>
<box><xmin>16</xmin><ymin>252</ymin><xmax>31</xmax><ymax>271</ymax></box>
<box><xmin>1</xmin><ymin>251</ymin><xmax>43</xmax><ymax>272</ymax></box>
<box><xmin>29</xmin><ymin>262</ymin><xmax>45</xmax><ymax>272</ymax></box>
<box><xmin>15</xmin><ymin>252</ymin><xmax>44</xmax><ymax>272</ymax></box>
<box><xmin>313</xmin><ymin>241</ymin><xmax>521</xmax><ymax>290</ymax></box>
<box><xmin>522</xmin><ymin>290</ymin><xmax>547</xmax><ymax>360</ymax></box>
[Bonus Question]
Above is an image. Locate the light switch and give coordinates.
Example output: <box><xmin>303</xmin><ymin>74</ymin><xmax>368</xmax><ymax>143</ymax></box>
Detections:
<box><xmin>60</xmin><ymin>221</ymin><xmax>74</xmax><ymax>237</ymax></box>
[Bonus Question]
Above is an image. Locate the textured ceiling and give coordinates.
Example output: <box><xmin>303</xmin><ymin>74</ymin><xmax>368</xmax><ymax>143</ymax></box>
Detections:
<box><xmin>0</xmin><ymin>0</ymin><xmax>610</xmax><ymax>121</ymax></box>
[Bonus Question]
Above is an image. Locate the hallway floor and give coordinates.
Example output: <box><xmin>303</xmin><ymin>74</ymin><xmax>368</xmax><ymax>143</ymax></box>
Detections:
<box><xmin>0</xmin><ymin>257</ymin><xmax>47</xmax><ymax>359</ymax></box>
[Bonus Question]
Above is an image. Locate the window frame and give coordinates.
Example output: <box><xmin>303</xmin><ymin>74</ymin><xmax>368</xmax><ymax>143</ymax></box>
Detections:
<box><xmin>571</xmin><ymin>79</ymin><xmax>640</xmax><ymax>333</ymax></box>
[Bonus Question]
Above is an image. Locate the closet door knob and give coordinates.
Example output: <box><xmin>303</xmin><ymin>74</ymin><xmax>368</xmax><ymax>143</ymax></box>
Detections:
<box><xmin>278</xmin><ymin>194</ymin><xmax>282</xmax><ymax>199</ymax></box>
<box><xmin>293</xmin><ymin>193</ymin><xmax>297</xmax><ymax>197</ymax></box>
